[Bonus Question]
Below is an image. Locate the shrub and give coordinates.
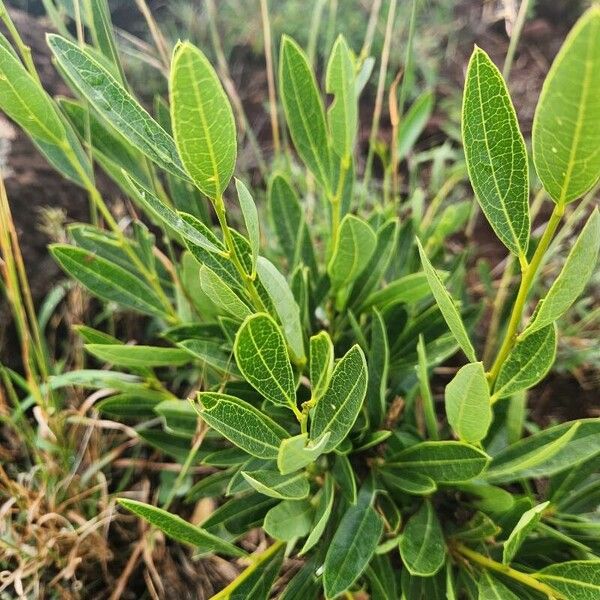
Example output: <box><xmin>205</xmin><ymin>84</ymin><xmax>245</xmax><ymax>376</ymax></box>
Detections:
<box><xmin>0</xmin><ymin>2</ymin><xmax>599</xmax><ymax>598</ymax></box>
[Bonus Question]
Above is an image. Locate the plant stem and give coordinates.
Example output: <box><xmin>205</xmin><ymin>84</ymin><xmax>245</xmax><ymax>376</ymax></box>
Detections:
<box><xmin>329</xmin><ymin>157</ymin><xmax>350</xmax><ymax>253</ymax></box>
<box><xmin>359</xmin><ymin>0</ymin><xmax>383</xmax><ymax>63</ymax></box>
<box><xmin>416</xmin><ymin>335</ymin><xmax>438</xmax><ymax>440</ymax></box>
<box><xmin>259</xmin><ymin>0</ymin><xmax>280</xmax><ymax>156</ymax></box>
<box><xmin>488</xmin><ymin>203</ymin><xmax>564</xmax><ymax>384</ymax></box>
<box><xmin>453</xmin><ymin>542</ymin><xmax>564</xmax><ymax>599</ymax></box>
<box><xmin>135</xmin><ymin>0</ymin><xmax>170</xmax><ymax>70</ymax></box>
<box><xmin>397</xmin><ymin>0</ymin><xmax>418</xmax><ymax>119</ymax></box>
<box><xmin>0</xmin><ymin>2</ymin><xmax>40</xmax><ymax>83</ymax></box>
<box><xmin>503</xmin><ymin>0</ymin><xmax>531</xmax><ymax>81</ymax></box>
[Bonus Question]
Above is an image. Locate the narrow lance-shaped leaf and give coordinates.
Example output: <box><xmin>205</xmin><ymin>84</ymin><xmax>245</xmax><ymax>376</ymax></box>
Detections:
<box><xmin>47</xmin><ymin>34</ymin><xmax>187</xmax><ymax>179</ymax></box>
<box><xmin>533</xmin><ymin>8</ymin><xmax>600</xmax><ymax>204</ymax></box>
<box><xmin>235</xmin><ymin>179</ymin><xmax>259</xmax><ymax>274</ymax></box>
<box><xmin>416</xmin><ymin>238</ymin><xmax>477</xmax><ymax>362</ymax></box>
<box><xmin>85</xmin><ymin>344</ymin><xmax>189</xmax><ymax>367</ymax></box>
<box><xmin>310</xmin><ymin>345</ymin><xmax>368</xmax><ymax>453</ymax></box>
<box><xmin>445</xmin><ymin>362</ymin><xmax>492</xmax><ymax>443</ymax></box>
<box><xmin>234</xmin><ymin>313</ymin><xmax>298</xmax><ymax>414</ymax></box>
<box><xmin>463</xmin><ymin>47</ymin><xmax>529</xmax><ymax>256</ymax></box>
<box><xmin>195</xmin><ymin>392</ymin><xmax>288</xmax><ymax>459</ymax></box>
<box><xmin>241</xmin><ymin>470</ymin><xmax>309</xmax><ymax>500</ymax></box>
<box><xmin>526</xmin><ymin>209</ymin><xmax>600</xmax><ymax>335</ymax></box>
<box><xmin>118</xmin><ymin>499</ymin><xmax>245</xmax><ymax>557</ymax></box>
<box><xmin>366</xmin><ymin>309</ymin><xmax>389</xmax><ymax>427</ymax></box>
<box><xmin>280</xmin><ymin>35</ymin><xmax>332</xmax><ymax>192</ymax></box>
<box><xmin>299</xmin><ymin>473</ymin><xmax>335</xmax><ymax>555</ymax></box>
<box><xmin>503</xmin><ymin>501</ymin><xmax>549</xmax><ymax>564</ymax></box>
<box><xmin>398</xmin><ymin>90</ymin><xmax>434</xmax><ymax>160</ymax></box>
<box><xmin>170</xmin><ymin>41</ymin><xmax>236</xmax><ymax>199</ymax></box>
<box><xmin>199</xmin><ymin>265</ymin><xmax>252</xmax><ymax>321</ymax></box>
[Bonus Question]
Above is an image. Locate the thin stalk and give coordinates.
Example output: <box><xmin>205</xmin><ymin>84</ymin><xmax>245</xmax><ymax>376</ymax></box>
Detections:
<box><xmin>502</xmin><ymin>0</ymin><xmax>531</xmax><ymax>81</ymax></box>
<box><xmin>329</xmin><ymin>157</ymin><xmax>350</xmax><ymax>253</ymax></box>
<box><xmin>359</xmin><ymin>0</ymin><xmax>383</xmax><ymax>63</ymax></box>
<box><xmin>0</xmin><ymin>2</ymin><xmax>40</xmax><ymax>82</ymax></box>
<box><xmin>135</xmin><ymin>0</ymin><xmax>170</xmax><ymax>69</ymax></box>
<box><xmin>389</xmin><ymin>69</ymin><xmax>403</xmax><ymax>199</ymax></box>
<box><xmin>420</xmin><ymin>170</ymin><xmax>464</xmax><ymax>230</ymax></box>
<box><xmin>417</xmin><ymin>335</ymin><xmax>438</xmax><ymax>440</ymax></box>
<box><xmin>488</xmin><ymin>203</ymin><xmax>564</xmax><ymax>384</ymax></box>
<box><xmin>362</xmin><ymin>0</ymin><xmax>397</xmax><ymax>198</ymax></box>
<box><xmin>324</xmin><ymin>0</ymin><xmax>338</xmax><ymax>62</ymax></box>
<box><xmin>453</xmin><ymin>542</ymin><xmax>565</xmax><ymax>599</ymax></box>
<box><xmin>307</xmin><ymin>0</ymin><xmax>328</xmax><ymax>68</ymax></box>
<box><xmin>397</xmin><ymin>0</ymin><xmax>418</xmax><ymax>119</ymax></box>
<box><xmin>259</xmin><ymin>0</ymin><xmax>281</xmax><ymax>155</ymax></box>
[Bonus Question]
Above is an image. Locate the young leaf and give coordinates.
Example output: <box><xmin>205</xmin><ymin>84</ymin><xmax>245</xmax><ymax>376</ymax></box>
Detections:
<box><xmin>387</xmin><ymin>441</ymin><xmax>490</xmax><ymax>483</ymax></box>
<box><xmin>398</xmin><ymin>90</ymin><xmax>434</xmax><ymax>160</ymax></box>
<box><xmin>493</xmin><ymin>324</ymin><xmax>557</xmax><ymax>399</ymax></box>
<box><xmin>399</xmin><ymin>501</ymin><xmax>445</xmax><ymax>577</ymax></box>
<box><xmin>199</xmin><ymin>265</ymin><xmax>252</xmax><ymax>321</ymax></box>
<box><xmin>463</xmin><ymin>47</ymin><xmax>529</xmax><ymax>256</ymax></box>
<box><xmin>533</xmin><ymin>8</ymin><xmax>600</xmax><ymax>204</ymax></box>
<box><xmin>241</xmin><ymin>470</ymin><xmax>309</xmax><ymax>500</ymax></box>
<box><xmin>526</xmin><ymin>209</ymin><xmax>600</xmax><ymax>334</ymax></box>
<box><xmin>195</xmin><ymin>392</ymin><xmax>288</xmax><ymax>459</ymax></box>
<box><xmin>279</xmin><ymin>35</ymin><xmax>332</xmax><ymax>192</ymax></box>
<box><xmin>118</xmin><ymin>499</ymin><xmax>245</xmax><ymax>557</ymax></box>
<box><xmin>300</xmin><ymin>474</ymin><xmax>335</xmax><ymax>555</ymax></box>
<box><xmin>85</xmin><ymin>344</ymin><xmax>189</xmax><ymax>367</ymax></box>
<box><xmin>170</xmin><ymin>41</ymin><xmax>236</xmax><ymax>198</ymax></box>
<box><xmin>263</xmin><ymin>499</ymin><xmax>313</xmax><ymax>541</ymax></box>
<box><xmin>234</xmin><ymin>313</ymin><xmax>298</xmax><ymax>413</ymax></box>
<box><xmin>535</xmin><ymin>560</ymin><xmax>600</xmax><ymax>599</ymax></box>
<box><xmin>323</xmin><ymin>487</ymin><xmax>383</xmax><ymax>598</ymax></box>
<box><xmin>445</xmin><ymin>362</ymin><xmax>492</xmax><ymax>443</ymax></box>
<box><xmin>47</xmin><ymin>34</ymin><xmax>187</xmax><ymax>179</ymax></box>
<box><xmin>416</xmin><ymin>238</ymin><xmax>477</xmax><ymax>362</ymax></box>
<box><xmin>277</xmin><ymin>432</ymin><xmax>330</xmax><ymax>475</ymax></box>
<box><xmin>366</xmin><ymin>309</ymin><xmax>390</xmax><ymax>427</ymax></box>
<box><xmin>328</xmin><ymin>215</ymin><xmax>377</xmax><ymax>290</ymax></box>
<box><xmin>235</xmin><ymin>179</ymin><xmax>259</xmax><ymax>274</ymax></box>
<box><xmin>310</xmin><ymin>345</ymin><xmax>368</xmax><ymax>453</ymax></box>
<box><xmin>503</xmin><ymin>501</ymin><xmax>549</xmax><ymax>564</ymax></box>
<box><xmin>477</xmin><ymin>571</ymin><xmax>520</xmax><ymax>600</ymax></box>
<box><xmin>256</xmin><ymin>257</ymin><xmax>305</xmax><ymax>362</ymax></box>
<box><xmin>326</xmin><ymin>35</ymin><xmax>357</xmax><ymax>158</ymax></box>
<box><xmin>309</xmin><ymin>331</ymin><xmax>334</xmax><ymax>402</ymax></box>
<box><xmin>50</xmin><ymin>244</ymin><xmax>167</xmax><ymax>318</ymax></box>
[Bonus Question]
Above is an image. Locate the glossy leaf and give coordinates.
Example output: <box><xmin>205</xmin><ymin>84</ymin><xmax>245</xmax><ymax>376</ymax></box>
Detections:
<box><xmin>170</xmin><ymin>41</ymin><xmax>236</xmax><ymax>198</ymax></box>
<box><xmin>535</xmin><ymin>560</ymin><xmax>600</xmax><ymax>599</ymax></box>
<box><xmin>493</xmin><ymin>324</ymin><xmax>557</xmax><ymax>399</ymax></box>
<box><xmin>417</xmin><ymin>238</ymin><xmax>477</xmax><ymax>362</ymax></box>
<box><xmin>280</xmin><ymin>35</ymin><xmax>332</xmax><ymax>191</ymax></box>
<box><xmin>381</xmin><ymin>469</ymin><xmax>437</xmax><ymax>496</ymax></box>
<box><xmin>399</xmin><ymin>501</ymin><xmax>445</xmax><ymax>577</ymax></box>
<box><xmin>503</xmin><ymin>501</ymin><xmax>549</xmax><ymax>564</ymax></box>
<box><xmin>463</xmin><ymin>47</ymin><xmax>529</xmax><ymax>256</ymax></box>
<box><xmin>85</xmin><ymin>344</ymin><xmax>189</xmax><ymax>367</ymax></box>
<box><xmin>533</xmin><ymin>8</ymin><xmax>600</xmax><ymax>204</ymax></box>
<box><xmin>309</xmin><ymin>331</ymin><xmax>334</xmax><ymax>402</ymax></box>
<box><xmin>241</xmin><ymin>470</ymin><xmax>309</xmax><ymax>500</ymax></box>
<box><xmin>263</xmin><ymin>499</ymin><xmax>313</xmax><ymax>541</ymax></box>
<box><xmin>234</xmin><ymin>313</ymin><xmax>297</xmax><ymax>412</ymax></box>
<box><xmin>300</xmin><ymin>474</ymin><xmax>335</xmax><ymax>555</ymax></box>
<box><xmin>445</xmin><ymin>362</ymin><xmax>491</xmax><ymax>443</ymax></box>
<box><xmin>310</xmin><ymin>345</ymin><xmax>368</xmax><ymax>453</ymax></box>
<box><xmin>195</xmin><ymin>392</ymin><xmax>288</xmax><ymax>459</ymax></box>
<box><xmin>118</xmin><ymin>499</ymin><xmax>245</xmax><ymax>557</ymax></box>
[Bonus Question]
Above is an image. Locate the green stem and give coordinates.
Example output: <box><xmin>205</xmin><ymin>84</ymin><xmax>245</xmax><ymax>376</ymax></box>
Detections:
<box><xmin>0</xmin><ymin>2</ymin><xmax>40</xmax><ymax>83</ymax></box>
<box><xmin>488</xmin><ymin>203</ymin><xmax>564</xmax><ymax>385</ymax></box>
<box><xmin>453</xmin><ymin>543</ymin><xmax>564</xmax><ymax>599</ymax></box>
<box><xmin>329</xmin><ymin>157</ymin><xmax>350</xmax><ymax>253</ymax></box>
<box><xmin>502</xmin><ymin>0</ymin><xmax>531</xmax><ymax>81</ymax></box>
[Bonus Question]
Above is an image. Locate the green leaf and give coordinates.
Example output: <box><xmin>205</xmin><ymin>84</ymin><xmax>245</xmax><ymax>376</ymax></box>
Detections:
<box><xmin>463</xmin><ymin>47</ymin><xmax>529</xmax><ymax>256</ymax></box>
<box><xmin>234</xmin><ymin>313</ymin><xmax>298</xmax><ymax>413</ymax></box>
<box><xmin>241</xmin><ymin>470</ymin><xmax>309</xmax><ymax>500</ymax></box>
<box><xmin>533</xmin><ymin>8</ymin><xmax>600</xmax><ymax>204</ymax></box>
<box><xmin>326</xmin><ymin>35</ymin><xmax>357</xmax><ymax>158</ymax></box>
<box><xmin>50</xmin><ymin>244</ymin><xmax>167</xmax><ymax>318</ymax></box>
<box><xmin>235</xmin><ymin>179</ymin><xmax>259</xmax><ymax>274</ymax></box>
<box><xmin>328</xmin><ymin>215</ymin><xmax>377</xmax><ymax>290</ymax></box>
<box><xmin>398</xmin><ymin>90</ymin><xmax>434</xmax><ymax>160</ymax></box>
<box><xmin>323</xmin><ymin>488</ymin><xmax>383</xmax><ymax>598</ymax></box>
<box><xmin>85</xmin><ymin>344</ymin><xmax>189</xmax><ymax>367</ymax></box>
<box><xmin>477</xmin><ymin>571</ymin><xmax>520</xmax><ymax>600</ymax></box>
<box><xmin>380</xmin><ymin>469</ymin><xmax>437</xmax><ymax>496</ymax></box>
<box><xmin>154</xmin><ymin>400</ymin><xmax>197</xmax><ymax>436</ymax></box>
<box><xmin>399</xmin><ymin>501</ymin><xmax>445</xmax><ymax>577</ymax></box>
<box><xmin>445</xmin><ymin>362</ymin><xmax>492</xmax><ymax>443</ymax></box>
<box><xmin>332</xmin><ymin>453</ymin><xmax>357</xmax><ymax>504</ymax></box>
<box><xmin>300</xmin><ymin>474</ymin><xmax>335</xmax><ymax>555</ymax></box>
<box><xmin>199</xmin><ymin>265</ymin><xmax>251</xmax><ymax>321</ymax></box>
<box><xmin>485</xmin><ymin>419</ymin><xmax>600</xmax><ymax>482</ymax></box>
<box><xmin>169</xmin><ymin>41</ymin><xmax>236</xmax><ymax>198</ymax></box>
<box><xmin>0</xmin><ymin>36</ymin><xmax>67</xmax><ymax>145</ymax></box>
<box><xmin>310</xmin><ymin>345</ymin><xmax>368</xmax><ymax>453</ymax></box>
<box><xmin>503</xmin><ymin>501</ymin><xmax>549</xmax><ymax>564</ymax></box>
<box><xmin>493</xmin><ymin>324</ymin><xmax>557</xmax><ymax>399</ymax></box>
<box><xmin>263</xmin><ymin>499</ymin><xmax>313</xmax><ymax>541</ymax></box>
<box><xmin>359</xmin><ymin>272</ymin><xmax>432</xmax><ymax>312</ymax></box>
<box><xmin>452</xmin><ymin>512</ymin><xmax>500</xmax><ymax>543</ymax></box>
<box><xmin>366</xmin><ymin>309</ymin><xmax>389</xmax><ymax>427</ymax></box>
<box><xmin>118</xmin><ymin>499</ymin><xmax>245</xmax><ymax>557</ymax></box>
<box><xmin>178</xmin><ymin>339</ymin><xmax>238</xmax><ymax>375</ymax></box>
<box><xmin>256</xmin><ymin>257</ymin><xmax>305</xmax><ymax>362</ymax></box>
<box><xmin>309</xmin><ymin>331</ymin><xmax>334</xmax><ymax>402</ymax></box>
<box><xmin>535</xmin><ymin>560</ymin><xmax>600</xmax><ymax>599</ymax></box>
<box><xmin>416</xmin><ymin>238</ymin><xmax>477</xmax><ymax>362</ymax></box>
<box><xmin>97</xmin><ymin>389</ymin><xmax>171</xmax><ymax>418</ymax></box>
<box><xmin>388</xmin><ymin>441</ymin><xmax>490</xmax><ymax>483</ymax></box>
<box><xmin>47</xmin><ymin>34</ymin><xmax>187</xmax><ymax>179</ymax></box>
<box><xmin>279</xmin><ymin>35</ymin><xmax>332</xmax><ymax>191</ymax></box>
<box><xmin>195</xmin><ymin>392</ymin><xmax>288</xmax><ymax>459</ymax></box>
<box><xmin>277</xmin><ymin>432</ymin><xmax>330</xmax><ymax>475</ymax></box>
<box><xmin>526</xmin><ymin>209</ymin><xmax>600</xmax><ymax>334</ymax></box>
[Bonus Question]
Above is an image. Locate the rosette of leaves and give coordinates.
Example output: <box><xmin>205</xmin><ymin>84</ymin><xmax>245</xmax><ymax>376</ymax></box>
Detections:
<box><xmin>1</xmin><ymin>1</ymin><xmax>600</xmax><ymax>598</ymax></box>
